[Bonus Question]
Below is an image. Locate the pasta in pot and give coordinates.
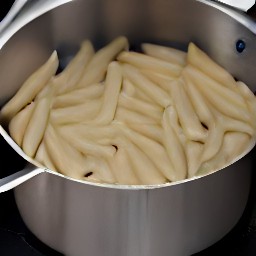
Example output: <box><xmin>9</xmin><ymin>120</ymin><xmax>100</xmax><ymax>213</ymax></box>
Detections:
<box><xmin>1</xmin><ymin>36</ymin><xmax>256</xmax><ymax>185</ymax></box>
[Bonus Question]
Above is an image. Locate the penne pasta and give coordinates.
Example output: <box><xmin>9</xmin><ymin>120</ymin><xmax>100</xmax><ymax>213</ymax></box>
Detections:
<box><xmin>118</xmin><ymin>51</ymin><xmax>182</xmax><ymax>77</ymax></box>
<box><xmin>162</xmin><ymin>108</ymin><xmax>187</xmax><ymax>179</ymax></box>
<box><xmin>90</xmin><ymin>62</ymin><xmax>122</xmax><ymax>124</ymax></box>
<box><xmin>108</xmin><ymin>147</ymin><xmax>140</xmax><ymax>185</ymax></box>
<box><xmin>118</xmin><ymin>94</ymin><xmax>163</xmax><ymax>121</ymax></box>
<box><xmin>22</xmin><ymin>96</ymin><xmax>52</xmax><ymax>157</ymax></box>
<box><xmin>3</xmin><ymin>38</ymin><xmax>256</xmax><ymax>186</ymax></box>
<box><xmin>77</xmin><ymin>36</ymin><xmax>129</xmax><ymax>88</ymax></box>
<box><xmin>50</xmin><ymin>99</ymin><xmax>101</xmax><ymax>124</ymax></box>
<box><xmin>187</xmin><ymin>42</ymin><xmax>237</xmax><ymax>90</ymax></box>
<box><xmin>1</xmin><ymin>51</ymin><xmax>58</xmax><ymax>122</ymax></box>
<box><xmin>169</xmin><ymin>79</ymin><xmax>207</xmax><ymax>142</ymax></box>
<box><xmin>142</xmin><ymin>43</ymin><xmax>187</xmax><ymax>66</ymax></box>
<box><xmin>9</xmin><ymin>102</ymin><xmax>35</xmax><ymax>146</ymax></box>
<box><xmin>53</xmin><ymin>83</ymin><xmax>104</xmax><ymax>108</ymax></box>
<box><xmin>121</xmin><ymin>63</ymin><xmax>172</xmax><ymax>107</ymax></box>
<box><xmin>54</xmin><ymin>40</ymin><xmax>95</xmax><ymax>95</ymax></box>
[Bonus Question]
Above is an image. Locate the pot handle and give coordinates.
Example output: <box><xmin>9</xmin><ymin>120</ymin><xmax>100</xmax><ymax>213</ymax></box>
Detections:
<box><xmin>0</xmin><ymin>166</ymin><xmax>44</xmax><ymax>193</ymax></box>
<box><xmin>0</xmin><ymin>0</ymin><xmax>30</xmax><ymax>34</ymax></box>
<box><xmin>208</xmin><ymin>0</ymin><xmax>255</xmax><ymax>11</ymax></box>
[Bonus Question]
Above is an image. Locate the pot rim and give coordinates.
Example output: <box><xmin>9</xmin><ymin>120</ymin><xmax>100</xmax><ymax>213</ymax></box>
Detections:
<box><xmin>1</xmin><ymin>0</ymin><xmax>256</xmax><ymax>191</ymax></box>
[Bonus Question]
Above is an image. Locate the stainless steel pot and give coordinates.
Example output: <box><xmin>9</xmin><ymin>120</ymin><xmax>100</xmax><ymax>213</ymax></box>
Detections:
<box><xmin>0</xmin><ymin>0</ymin><xmax>256</xmax><ymax>255</ymax></box>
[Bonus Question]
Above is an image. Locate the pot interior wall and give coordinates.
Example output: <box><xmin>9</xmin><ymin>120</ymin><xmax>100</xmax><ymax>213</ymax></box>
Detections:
<box><xmin>0</xmin><ymin>0</ymin><xmax>256</xmax><ymax>106</ymax></box>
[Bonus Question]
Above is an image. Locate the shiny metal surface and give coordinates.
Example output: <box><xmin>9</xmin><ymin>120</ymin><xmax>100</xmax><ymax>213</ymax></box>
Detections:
<box><xmin>15</xmin><ymin>154</ymin><xmax>252</xmax><ymax>256</ymax></box>
<box><xmin>0</xmin><ymin>0</ymin><xmax>254</xmax><ymax>255</ymax></box>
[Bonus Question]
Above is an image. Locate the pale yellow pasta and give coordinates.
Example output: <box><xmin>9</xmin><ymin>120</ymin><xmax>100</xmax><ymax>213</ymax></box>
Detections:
<box><xmin>184</xmin><ymin>65</ymin><xmax>247</xmax><ymax>110</ymax></box>
<box><xmin>118</xmin><ymin>94</ymin><xmax>163</xmax><ymax>121</ymax></box>
<box><xmin>58</xmin><ymin>124</ymin><xmax>116</xmax><ymax>145</ymax></box>
<box><xmin>108</xmin><ymin>147</ymin><xmax>140</xmax><ymax>185</ymax></box>
<box><xmin>121</xmin><ymin>125</ymin><xmax>181</xmax><ymax>181</ymax></box>
<box><xmin>9</xmin><ymin>102</ymin><xmax>35</xmax><ymax>146</ymax></box>
<box><xmin>164</xmin><ymin>106</ymin><xmax>186</xmax><ymax>147</ymax></box>
<box><xmin>184</xmin><ymin>66</ymin><xmax>251</xmax><ymax>123</ymax></box>
<box><xmin>127</xmin><ymin>123</ymin><xmax>163</xmax><ymax>143</ymax></box>
<box><xmin>199</xmin><ymin>132</ymin><xmax>251</xmax><ymax>175</ymax></box>
<box><xmin>182</xmin><ymin>75</ymin><xmax>214</xmax><ymax>127</ymax></box>
<box><xmin>53</xmin><ymin>83</ymin><xmax>104</xmax><ymax>108</ymax></box>
<box><xmin>22</xmin><ymin>96</ymin><xmax>52</xmax><ymax>157</ymax></box>
<box><xmin>162</xmin><ymin>108</ymin><xmax>187</xmax><ymax>179</ymax></box>
<box><xmin>141</xmin><ymin>70</ymin><xmax>173</xmax><ymax>92</ymax></box>
<box><xmin>44</xmin><ymin>124</ymin><xmax>88</xmax><ymax>179</ymax></box>
<box><xmin>57</xmin><ymin>124</ymin><xmax>116</xmax><ymax>158</ymax></box>
<box><xmin>142</xmin><ymin>43</ymin><xmax>187</xmax><ymax>66</ymax></box>
<box><xmin>77</xmin><ymin>36</ymin><xmax>129</xmax><ymax>88</ymax></box>
<box><xmin>115</xmin><ymin>107</ymin><xmax>160</xmax><ymax>125</ymax></box>
<box><xmin>83</xmin><ymin>156</ymin><xmax>116</xmax><ymax>184</ymax></box>
<box><xmin>122</xmin><ymin>79</ymin><xmax>136</xmax><ymax>96</ymax></box>
<box><xmin>54</xmin><ymin>40</ymin><xmax>95</xmax><ymax>95</ymax></box>
<box><xmin>169</xmin><ymin>79</ymin><xmax>207</xmax><ymax>142</ymax></box>
<box><xmin>187</xmin><ymin>42</ymin><xmax>237</xmax><ymax>90</ymax></box>
<box><xmin>90</xmin><ymin>62</ymin><xmax>122</xmax><ymax>125</ymax></box>
<box><xmin>121</xmin><ymin>63</ymin><xmax>171</xmax><ymax>107</ymax></box>
<box><xmin>185</xmin><ymin>141</ymin><xmax>204</xmax><ymax>178</ymax></box>
<box><xmin>122</xmin><ymin>136</ymin><xmax>166</xmax><ymax>185</ymax></box>
<box><xmin>3</xmin><ymin>37</ymin><xmax>256</xmax><ymax>185</ymax></box>
<box><xmin>35</xmin><ymin>141</ymin><xmax>57</xmax><ymax>172</ymax></box>
<box><xmin>50</xmin><ymin>99</ymin><xmax>101</xmax><ymax>124</ymax></box>
<box><xmin>118</xmin><ymin>51</ymin><xmax>182</xmax><ymax>77</ymax></box>
<box><xmin>1</xmin><ymin>51</ymin><xmax>58</xmax><ymax>122</ymax></box>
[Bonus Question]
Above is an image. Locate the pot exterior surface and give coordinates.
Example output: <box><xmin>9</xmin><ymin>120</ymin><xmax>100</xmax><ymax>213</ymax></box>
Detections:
<box><xmin>1</xmin><ymin>0</ymin><xmax>255</xmax><ymax>255</ymax></box>
<box><xmin>14</xmin><ymin>153</ymin><xmax>251</xmax><ymax>256</ymax></box>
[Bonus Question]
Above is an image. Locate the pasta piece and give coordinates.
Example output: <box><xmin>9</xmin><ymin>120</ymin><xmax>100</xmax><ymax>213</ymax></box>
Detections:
<box><xmin>187</xmin><ymin>42</ymin><xmax>237</xmax><ymax>90</ymax></box>
<box><xmin>184</xmin><ymin>65</ymin><xmax>248</xmax><ymax>109</ymax></box>
<box><xmin>123</xmin><ymin>137</ymin><xmax>166</xmax><ymax>185</ymax></box>
<box><xmin>90</xmin><ymin>62</ymin><xmax>122</xmax><ymax>124</ymax></box>
<box><xmin>35</xmin><ymin>141</ymin><xmax>57</xmax><ymax>172</ymax></box>
<box><xmin>108</xmin><ymin>147</ymin><xmax>140</xmax><ymax>185</ymax></box>
<box><xmin>9</xmin><ymin>102</ymin><xmax>35</xmax><ymax>146</ymax></box>
<box><xmin>122</xmin><ymin>79</ymin><xmax>136</xmax><ymax>96</ymax></box>
<box><xmin>77</xmin><ymin>36</ymin><xmax>129</xmax><ymax>88</ymax></box>
<box><xmin>141</xmin><ymin>70</ymin><xmax>173</xmax><ymax>92</ymax></box>
<box><xmin>166</xmin><ymin>106</ymin><xmax>186</xmax><ymax>146</ymax></box>
<box><xmin>122</xmin><ymin>78</ymin><xmax>158</xmax><ymax>104</ymax></box>
<box><xmin>44</xmin><ymin>124</ymin><xmax>89</xmax><ymax>180</ymax></box>
<box><xmin>22</xmin><ymin>96</ymin><xmax>52</xmax><ymax>157</ymax></box>
<box><xmin>1</xmin><ymin>51</ymin><xmax>58</xmax><ymax>121</ymax></box>
<box><xmin>169</xmin><ymin>79</ymin><xmax>207</xmax><ymax>142</ymax></box>
<box><xmin>121</xmin><ymin>125</ymin><xmax>182</xmax><ymax>181</ymax></box>
<box><xmin>142</xmin><ymin>43</ymin><xmax>186</xmax><ymax>66</ymax></box>
<box><xmin>121</xmin><ymin>63</ymin><xmax>171</xmax><ymax>107</ymax></box>
<box><xmin>117</xmin><ymin>51</ymin><xmax>182</xmax><ymax>77</ymax></box>
<box><xmin>115</xmin><ymin>107</ymin><xmax>159</xmax><ymax>125</ymax></box>
<box><xmin>183</xmin><ymin>66</ymin><xmax>251</xmax><ymax>122</ymax></box>
<box><xmin>83</xmin><ymin>156</ymin><xmax>116</xmax><ymax>184</ymax></box>
<box><xmin>127</xmin><ymin>123</ymin><xmax>163</xmax><ymax>143</ymax></box>
<box><xmin>118</xmin><ymin>94</ymin><xmax>163</xmax><ymax>121</ymax></box>
<box><xmin>182</xmin><ymin>75</ymin><xmax>214</xmax><ymax>127</ymax></box>
<box><xmin>54</xmin><ymin>40</ymin><xmax>95</xmax><ymax>95</ymax></box>
<box><xmin>185</xmin><ymin>141</ymin><xmax>204</xmax><ymax>178</ymax></box>
<box><xmin>199</xmin><ymin>132</ymin><xmax>251</xmax><ymax>175</ymax></box>
<box><xmin>200</xmin><ymin>123</ymin><xmax>224</xmax><ymax>163</ymax></box>
<box><xmin>57</xmin><ymin>125</ymin><xmax>116</xmax><ymax>158</ymax></box>
<box><xmin>58</xmin><ymin>124</ymin><xmax>116</xmax><ymax>145</ymax></box>
<box><xmin>50</xmin><ymin>99</ymin><xmax>101</xmax><ymax>124</ymax></box>
<box><xmin>162</xmin><ymin>108</ymin><xmax>187</xmax><ymax>179</ymax></box>
<box><xmin>53</xmin><ymin>83</ymin><xmax>104</xmax><ymax>108</ymax></box>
